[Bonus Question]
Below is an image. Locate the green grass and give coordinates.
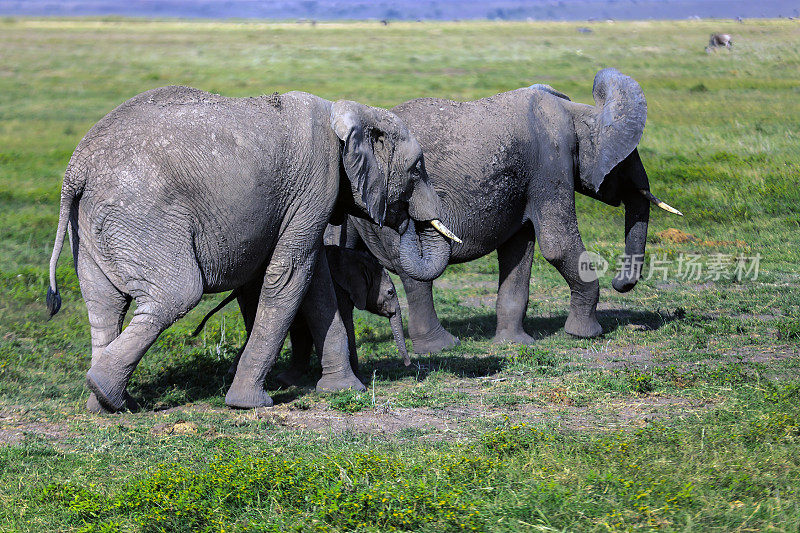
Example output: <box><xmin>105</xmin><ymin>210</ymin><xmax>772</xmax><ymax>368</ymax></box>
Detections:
<box><xmin>1</xmin><ymin>17</ymin><xmax>799</xmax><ymax>532</ymax></box>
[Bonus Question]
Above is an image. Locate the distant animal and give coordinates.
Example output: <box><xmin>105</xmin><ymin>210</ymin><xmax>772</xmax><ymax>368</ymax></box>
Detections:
<box><xmin>577</xmin><ymin>27</ymin><xmax>593</xmax><ymax>33</ymax></box>
<box><xmin>706</xmin><ymin>33</ymin><xmax>733</xmax><ymax>52</ymax></box>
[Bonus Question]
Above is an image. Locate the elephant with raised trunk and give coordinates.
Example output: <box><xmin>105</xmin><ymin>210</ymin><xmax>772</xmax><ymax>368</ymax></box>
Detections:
<box><xmin>351</xmin><ymin>68</ymin><xmax>681</xmax><ymax>354</ymax></box>
<box><xmin>47</xmin><ymin>86</ymin><xmax>457</xmax><ymax>411</ymax></box>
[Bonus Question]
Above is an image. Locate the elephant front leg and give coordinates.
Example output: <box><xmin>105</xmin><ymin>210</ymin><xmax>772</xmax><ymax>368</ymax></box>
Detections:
<box><xmin>226</xmin><ymin>248</ymin><xmax>319</xmax><ymax>409</ymax></box>
<box><xmin>301</xmin><ymin>251</ymin><xmax>365</xmax><ymax>393</ymax></box>
<box><xmin>533</xmin><ymin>202</ymin><xmax>602</xmax><ymax>338</ymax></box>
<box><xmin>494</xmin><ymin>227</ymin><xmax>536</xmax><ymax>345</ymax></box>
<box><xmin>400</xmin><ymin>274</ymin><xmax>459</xmax><ymax>354</ymax></box>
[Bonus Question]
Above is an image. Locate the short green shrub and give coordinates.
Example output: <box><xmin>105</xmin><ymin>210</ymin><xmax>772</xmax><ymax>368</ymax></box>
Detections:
<box><xmin>776</xmin><ymin>315</ymin><xmax>800</xmax><ymax>341</ymax></box>
<box><xmin>328</xmin><ymin>389</ymin><xmax>371</xmax><ymax>413</ymax></box>
<box><xmin>45</xmin><ymin>451</ymin><xmax>488</xmax><ymax>531</ymax></box>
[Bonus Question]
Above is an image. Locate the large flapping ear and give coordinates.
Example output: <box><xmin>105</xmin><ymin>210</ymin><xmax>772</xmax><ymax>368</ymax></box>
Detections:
<box><xmin>330</xmin><ymin>101</ymin><xmax>388</xmax><ymax>226</ymax></box>
<box><xmin>575</xmin><ymin>68</ymin><xmax>647</xmax><ymax>192</ymax></box>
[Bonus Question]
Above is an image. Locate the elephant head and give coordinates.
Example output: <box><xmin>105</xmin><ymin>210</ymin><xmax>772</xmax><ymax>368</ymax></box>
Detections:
<box><xmin>326</xmin><ymin>246</ymin><xmax>410</xmax><ymax>366</ymax></box>
<box><xmin>330</xmin><ymin>101</ymin><xmax>457</xmax><ymax>282</ymax></box>
<box><xmin>546</xmin><ymin>68</ymin><xmax>681</xmax><ymax>293</ymax></box>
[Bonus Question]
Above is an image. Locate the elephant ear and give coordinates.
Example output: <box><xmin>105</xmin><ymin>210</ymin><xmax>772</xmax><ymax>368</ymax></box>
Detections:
<box><xmin>529</xmin><ymin>83</ymin><xmax>571</xmax><ymax>101</ymax></box>
<box><xmin>330</xmin><ymin>101</ymin><xmax>388</xmax><ymax>227</ymax></box>
<box><xmin>575</xmin><ymin>68</ymin><xmax>647</xmax><ymax>192</ymax></box>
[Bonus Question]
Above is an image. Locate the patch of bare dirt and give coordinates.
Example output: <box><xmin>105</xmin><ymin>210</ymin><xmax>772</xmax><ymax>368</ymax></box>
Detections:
<box><xmin>547</xmin><ymin>396</ymin><xmax>716</xmax><ymax>432</ymax></box>
<box><xmin>0</xmin><ymin>409</ymin><xmax>71</xmax><ymax>445</ymax></box>
<box><xmin>576</xmin><ymin>344</ymin><xmax>798</xmax><ymax>372</ymax></box>
<box><xmin>248</xmin><ymin>403</ymin><xmax>508</xmax><ymax>439</ymax></box>
<box><xmin>216</xmin><ymin>391</ymin><xmax>718</xmax><ymax>439</ymax></box>
<box><xmin>461</xmin><ymin>295</ymin><xmax>496</xmax><ymax>308</ymax></box>
<box><xmin>150</xmin><ymin>420</ymin><xmax>215</xmax><ymax>437</ymax></box>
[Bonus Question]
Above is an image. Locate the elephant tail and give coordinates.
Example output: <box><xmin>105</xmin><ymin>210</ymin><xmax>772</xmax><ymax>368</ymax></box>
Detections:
<box><xmin>47</xmin><ymin>166</ymin><xmax>85</xmax><ymax>317</ymax></box>
<box><xmin>191</xmin><ymin>290</ymin><xmax>239</xmax><ymax>337</ymax></box>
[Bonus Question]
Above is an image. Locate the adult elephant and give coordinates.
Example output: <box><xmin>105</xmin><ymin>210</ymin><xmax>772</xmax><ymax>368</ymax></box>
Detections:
<box><xmin>46</xmin><ymin>86</ymin><xmax>456</xmax><ymax>411</ymax></box>
<box><xmin>350</xmin><ymin>68</ymin><xmax>681</xmax><ymax>354</ymax></box>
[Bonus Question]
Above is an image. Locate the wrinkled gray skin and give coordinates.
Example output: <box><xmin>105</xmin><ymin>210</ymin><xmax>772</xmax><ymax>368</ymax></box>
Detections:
<box><xmin>284</xmin><ymin>245</ymin><xmax>408</xmax><ymax>384</ymax></box>
<box><xmin>352</xmin><ymin>69</ymin><xmax>654</xmax><ymax>354</ymax></box>
<box><xmin>706</xmin><ymin>33</ymin><xmax>733</xmax><ymax>52</ymax></box>
<box><xmin>47</xmin><ymin>86</ymin><xmax>451</xmax><ymax>412</ymax></box>
<box><xmin>194</xmin><ymin>243</ymin><xmax>409</xmax><ymax>384</ymax></box>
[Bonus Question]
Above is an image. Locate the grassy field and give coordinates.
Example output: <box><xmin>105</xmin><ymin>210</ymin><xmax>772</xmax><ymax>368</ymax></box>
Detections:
<box><xmin>1</xmin><ymin>17</ymin><xmax>799</xmax><ymax>532</ymax></box>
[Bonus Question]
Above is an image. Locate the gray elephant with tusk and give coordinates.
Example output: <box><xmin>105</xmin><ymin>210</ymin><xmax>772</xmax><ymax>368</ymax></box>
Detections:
<box><xmin>46</xmin><ymin>86</ymin><xmax>459</xmax><ymax>412</ymax></box>
<box><xmin>350</xmin><ymin>68</ymin><xmax>682</xmax><ymax>354</ymax></box>
<box><xmin>192</xmin><ymin>244</ymin><xmax>410</xmax><ymax>385</ymax></box>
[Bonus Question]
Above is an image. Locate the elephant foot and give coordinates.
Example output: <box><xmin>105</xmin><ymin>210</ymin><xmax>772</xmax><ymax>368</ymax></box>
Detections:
<box><xmin>276</xmin><ymin>367</ymin><xmax>306</xmax><ymax>387</ymax></box>
<box><xmin>492</xmin><ymin>328</ymin><xmax>535</xmax><ymax>346</ymax></box>
<box><xmin>225</xmin><ymin>383</ymin><xmax>274</xmax><ymax>409</ymax></box>
<box><xmin>86</xmin><ymin>366</ymin><xmax>128</xmax><ymax>412</ymax></box>
<box><xmin>564</xmin><ymin>311</ymin><xmax>603</xmax><ymax>338</ymax></box>
<box><xmin>86</xmin><ymin>392</ymin><xmax>138</xmax><ymax>414</ymax></box>
<box><xmin>410</xmin><ymin>324</ymin><xmax>460</xmax><ymax>355</ymax></box>
<box><xmin>316</xmin><ymin>370</ymin><xmax>366</xmax><ymax>393</ymax></box>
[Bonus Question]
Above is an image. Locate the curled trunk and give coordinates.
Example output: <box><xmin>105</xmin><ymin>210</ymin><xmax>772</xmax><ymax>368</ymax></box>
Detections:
<box><xmin>397</xmin><ymin>219</ymin><xmax>451</xmax><ymax>282</ymax></box>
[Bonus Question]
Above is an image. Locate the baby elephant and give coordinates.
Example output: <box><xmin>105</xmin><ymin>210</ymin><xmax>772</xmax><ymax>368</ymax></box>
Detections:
<box><xmin>706</xmin><ymin>33</ymin><xmax>733</xmax><ymax>52</ymax></box>
<box><xmin>285</xmin><ymin>245</ymin><xmax>410</xmax><ymax>384</ymax></box>
<box><xmin>194</xmin><ymin>245</ymin><xmax>409</xmax><ymax>384</ymax></box>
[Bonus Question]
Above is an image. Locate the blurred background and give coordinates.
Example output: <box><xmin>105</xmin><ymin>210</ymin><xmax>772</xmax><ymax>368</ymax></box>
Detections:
<box><xmin>0</xmin><ymin>0</ymin><xmax>797</xmax><ymax>20</ymax></box>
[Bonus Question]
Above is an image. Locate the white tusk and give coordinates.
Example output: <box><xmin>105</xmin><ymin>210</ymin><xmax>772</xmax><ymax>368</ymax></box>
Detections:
<box><xmin>639</xmin><ymin>189</ymin><xmax>684</xmax><ymax>216</ymax></box>
<box><xmin>430</xmin><ymin>219</ymin><xmax>462</xmax><ymax>243</ymax></box>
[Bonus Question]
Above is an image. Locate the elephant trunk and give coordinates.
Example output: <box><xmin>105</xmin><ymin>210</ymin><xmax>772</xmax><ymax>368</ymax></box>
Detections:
<box><xmin>612</xmin><ymin>156</ymin><xmax>650</xmax><ymax>293</ymax></box>
<box><xmin>397</xmin><ymin>218</ymin><xmax>451</xmax><ymax>282</ymax></box>
<box><xmin>389</xmin><ymin>309</ymin><xmax>410</xmax><ymax>366</ymax></box>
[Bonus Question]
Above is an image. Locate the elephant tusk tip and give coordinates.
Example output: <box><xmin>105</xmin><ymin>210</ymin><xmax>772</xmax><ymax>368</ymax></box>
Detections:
<box><xmin>639</xmin><ymin>189</ymin><xmax>683</xmax><ymax>216</ymax></box>
<box><xmin>430</xmin><ymin>219</ymin><xmax>462</xmax><ymax>243</ymax></box>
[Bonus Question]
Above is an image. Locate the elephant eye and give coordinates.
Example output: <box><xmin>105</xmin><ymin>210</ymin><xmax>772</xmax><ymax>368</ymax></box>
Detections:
<box><xmin>408</xmin><ymin>157</ymin><xmax>422</xmax><ymax>175</ymax></box>
<box><xmin>387</xmin><ymin>288</ymin><xmax>395</xmax><ymax>296</ymax></box>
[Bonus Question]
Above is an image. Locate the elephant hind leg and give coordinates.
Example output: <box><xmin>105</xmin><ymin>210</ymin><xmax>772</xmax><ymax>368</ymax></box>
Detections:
<box><xmin>276</xmin><ymin>316</ymin><xmax>313</xmax><ymax>387</ymax></box>
<box><xmin>225</xmin><ymin>278</ymin><xmax>262</xmax><ymax>378</ymax></box>
<box><xmin>76</xmin><ymin>247</ymin><xmax>133</xmax><ymax>413</ymax></box>
<box><xmin>86</xmin><ymin>260</ymin><xmax>204</xmax><ymax>412</ymax></box>
<box><xmin>493</xmin><ymin>226</ymin><xmax>536</xmax><ymax>345</ymax></box>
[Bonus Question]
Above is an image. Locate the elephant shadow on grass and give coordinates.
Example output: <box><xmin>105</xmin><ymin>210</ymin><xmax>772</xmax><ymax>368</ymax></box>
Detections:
<box><xmin>442</xmin><ymin>307</ymin><xmax>681</xmax><ymax>342</ymax></box>
<box><xmin>354</xmin><ymin>307</ymin><xmax>682</xmax><ymax>384</ymax></box>
<box><xmin>125</xmin><ymin>307</ymin><xmax>684</xmax><ymax>410</ymax></box>
<box><xmin>128</xmin><ymin>343</ymin><xmax>304</xmax><ymax>411</ymax></box>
